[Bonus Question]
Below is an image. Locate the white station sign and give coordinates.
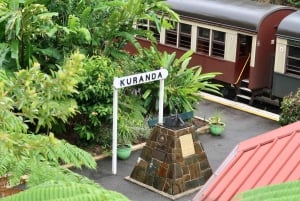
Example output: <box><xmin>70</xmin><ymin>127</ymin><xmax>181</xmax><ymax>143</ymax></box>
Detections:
<box><xmin>113</xmin><ymin>69</ymin><xmax>168</xmax><ymax>89</ymax></box>
<box><xmin>112</xmin><ymin>68</ymin><xmax>168</xmax><ymax>175</ymax></box>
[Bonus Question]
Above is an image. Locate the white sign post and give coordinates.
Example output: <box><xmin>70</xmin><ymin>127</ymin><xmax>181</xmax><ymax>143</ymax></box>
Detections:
<box><xmin>112</xmin><ymin>69</ymin><xmax>168</xmax><ymax>175</ymax></box>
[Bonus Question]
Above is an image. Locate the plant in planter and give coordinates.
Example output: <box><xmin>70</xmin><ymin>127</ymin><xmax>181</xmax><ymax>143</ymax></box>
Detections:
<box><xmin>133</xmin><ymin>47</ymin><xmax>223</xmax><ymax>115</ymax></box>
<box><xmin>208</xmin><ymin>112</ymin><xmax>225</xmax><ymax>136</ymax></box>
<box><xmin>117</xmin><ymin>108</ymin><xmax>147</xmax><ymax>160</ymax></box>
<box><xmin>117</xmin><ymin>124</ymin><xmax>134</xmax><ymax>160</ymax></box>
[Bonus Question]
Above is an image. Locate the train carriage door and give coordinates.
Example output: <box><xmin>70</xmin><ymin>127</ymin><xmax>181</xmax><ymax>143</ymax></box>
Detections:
<box><xmin>236</xmin><ymin>34</ymin><xmax>252</xmax><ymax>83</ymax></box>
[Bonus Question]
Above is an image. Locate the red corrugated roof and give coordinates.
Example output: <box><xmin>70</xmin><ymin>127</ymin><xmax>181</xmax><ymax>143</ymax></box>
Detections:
<box><xmin>193</xmin><ymin>121</ymin><xmax>300</xmax><ymax>201</ymax></box>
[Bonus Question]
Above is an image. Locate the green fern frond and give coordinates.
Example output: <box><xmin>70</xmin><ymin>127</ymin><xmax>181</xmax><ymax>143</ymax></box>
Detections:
<box><xmin>26</xmin><ymin>162</ymin><xmax>97</xmax><ymax>187</ymax></box>
<box><xmin>1</xmin><ymin>180</ymin><xmax>130</xmax><ymax>201</ymax></box>
<box><xmin>0</xmin><ymin>131</ymin><xmax>97</xmax><ymax>186</ymax></box>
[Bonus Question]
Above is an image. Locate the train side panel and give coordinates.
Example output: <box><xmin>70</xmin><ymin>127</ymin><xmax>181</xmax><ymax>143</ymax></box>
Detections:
<box><xmin>272</xmin><ymin>11</ymin><xmax>300</xmax><ymax>98</ymax></box>
<box><xmin>249</xmin><ymin>9</ymin><xmax>296</xmax><ymax>90</ymax></box>
<box><xmin>126</xmin><ymin>0</ymin><xmax>298</xmax><ymax>101</ymax></box>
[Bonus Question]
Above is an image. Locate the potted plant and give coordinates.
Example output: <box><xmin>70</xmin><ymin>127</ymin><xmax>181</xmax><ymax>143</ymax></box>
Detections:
<box><xmin>117</xmin><ymin>126</ymin><xmax>134</xmax><ymax>160</ymax></box>
<box><xmin>208</xmin><ymin>113</ymin><xmax>225</xmax><ymax>136</ymax></box>
<box><xmin>117</xmin><ymin>114</ymin><xmax>147</xmax><ymax>160</ymax></box>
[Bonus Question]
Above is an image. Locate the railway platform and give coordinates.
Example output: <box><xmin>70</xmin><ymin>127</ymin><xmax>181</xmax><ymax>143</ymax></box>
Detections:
<box><xmin>74</xmin><ymin>94</ymin><xmax>281</xmax><ymax>201</ymax></box>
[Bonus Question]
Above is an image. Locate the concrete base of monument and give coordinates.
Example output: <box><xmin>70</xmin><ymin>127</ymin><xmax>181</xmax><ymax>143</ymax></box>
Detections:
<box><xmin>125</xmin><ymin>176</ymin><xmax>203</xmax><ymax>200</ymax></box>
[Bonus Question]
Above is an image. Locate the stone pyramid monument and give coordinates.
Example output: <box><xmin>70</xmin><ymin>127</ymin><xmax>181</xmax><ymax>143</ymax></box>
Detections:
<box><xmin>128</xmin><ymin>115</ymin><xmax>212</xmax><ymax>198</ymax></box>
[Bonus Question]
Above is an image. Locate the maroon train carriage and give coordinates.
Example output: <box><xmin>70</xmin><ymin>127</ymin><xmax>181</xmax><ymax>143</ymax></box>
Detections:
<box><xmin>272</xmin><ymin>10</ymin><xmax>300</xmax><ymax>99</ymax></box>
<box><xmin>128</xmin><ymin>0</ymin><xmax>296</xmax><ymax>104</ymax></box>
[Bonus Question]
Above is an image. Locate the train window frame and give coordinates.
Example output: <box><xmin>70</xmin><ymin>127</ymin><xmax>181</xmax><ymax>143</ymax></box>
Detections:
<box><xmin>165</xmin><ymin>22</ymin><xmax>178</xmax><ymax>46</ymax></box>
<box><xmin>136</xmin><ymin>19</ymin><xmax>148</xmax><ymax>31</ymax></box>
<box><xmin>149</xmin><ymin>21</ymin><xmax>160</xmax><ymax>41</ymax></box>
<box><xmin>211</xmin><ymin>30</ymin><xmax>225</xmax><ymax>58</ymax></box>
<box><xmin>196</xmin><ymin>27</ymin><xmax>225</xmax><ymax>58</ymax></box>
<box><xmin>178</xmin><ymin>23</ymin><xmax>192</xmax><ymax>49</ymax></box>
<box><xmin>197</xmin><ymin>27</ymin><xmax>210</xmax><ymax>55</ymax></box>
<box><xmin>136</xmin><ymin>20</ymin><xmax>160</xmax><ymax>41</ymax></box>
<box><xmin>286</xmin><ymin>44</ymin><xmax>300</xmax><ymax>76</ymax></box>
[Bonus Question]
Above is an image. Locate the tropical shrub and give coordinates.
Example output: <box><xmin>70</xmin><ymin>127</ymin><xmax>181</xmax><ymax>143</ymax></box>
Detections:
<box><xmin>0</xmin><ymin>0</ymin><xmax>60</xmax><ymax>71</ymax></box>
<box><xmin>72</xmin><ymin>55</ymin><xmax>146</xmax><ymax>147</ymax></box>
<box><xmin>0</xmin><ymin>0</ymin><xmax>179</xmax><ymax>149</ymax></box>
<box><xmin>279</xmin><ymin>88</ymin><xmax>300</xmax><ymax>125</ymax></box>
<box><xmin>0</xmin><ymin>52</ymin><xmax>99</xmax><ymax>188</ymax></box>
<box><xmin>72</xmin><ymin>56</ymin><xmax>117</xmax><ymax>143</ymax></box>
<box><xmin>3</xmin><ymin>52</ymin><xmax>85</xmax><ymax>133</ymax></box>
<box><xmin>132</xmin><ymin>47</ymin><xmax>223</xmax><ymax>115</ymax></box>
<box><xmin>44</xmin><ymin>0</ymin><xmax>178</xmax><ymax>60</ymax></box>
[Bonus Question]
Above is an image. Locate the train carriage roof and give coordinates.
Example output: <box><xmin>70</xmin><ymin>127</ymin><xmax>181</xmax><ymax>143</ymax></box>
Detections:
<box><xmin>277</xmin><ymin>11</ymin><xmax>300</xmax><ymax>41</ymax></box>
<box><xmin>167</xmin><ymin>0</ymin><xmax>291</xmax><ymax>33</ymax></box>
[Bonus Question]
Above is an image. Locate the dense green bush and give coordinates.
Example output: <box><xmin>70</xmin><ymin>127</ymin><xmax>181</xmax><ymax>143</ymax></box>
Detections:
<box><xmin>72</xmin><ymin>55</ymin><xmax>146</xmax><ymax>147</ymax></box>
<box><xmin>0</xmin><ymin>52</ymin><xmax>98</xmax><ymax>187</ymax></box>
<box><xmin>73</xmin><ymin>56</ymin><xmax>118</xmax><ymax>143</ymax></box>
<box><xmin>131</xmin><ymin>46</ymin><xmax>223</xmax><ymax>115</ymax></box>
<box><xmin>279</xmin><ymin>88</ymin><xmax>300</xmax><ymax>125</ymax></box>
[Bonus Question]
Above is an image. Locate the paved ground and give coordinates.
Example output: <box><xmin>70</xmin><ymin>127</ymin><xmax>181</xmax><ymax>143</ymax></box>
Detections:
<box><xmin>74</xmin><ymin>98</ymin><xmax>281</xmax><ymax>201</ymax></box>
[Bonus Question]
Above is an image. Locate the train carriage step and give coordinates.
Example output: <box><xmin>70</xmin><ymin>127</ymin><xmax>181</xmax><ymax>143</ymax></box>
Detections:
<box><xmin>241</xmin><ymin>79</ymin><xmax>249</xmax><ymax>84</ymax></box>
<box><xmin>239</xmin><ymin>87</ymin><xmax>252</xmax><ymax>93</ymax></box>
<box><xmin>236</xmin><ymin>94</ymin><xmax>252</xmax><ymax>101</ymax></box>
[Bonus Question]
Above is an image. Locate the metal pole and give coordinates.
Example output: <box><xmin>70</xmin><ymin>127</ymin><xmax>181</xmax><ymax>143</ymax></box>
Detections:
<box><xmin>158</xmin><ymin>79</ymin><xmax>164</xmax><ymax>124</ymax></box>
<box><xmin>112</xmin><ymin>87</ymin><xmax>118</xmax><ymax>175</ymax></box>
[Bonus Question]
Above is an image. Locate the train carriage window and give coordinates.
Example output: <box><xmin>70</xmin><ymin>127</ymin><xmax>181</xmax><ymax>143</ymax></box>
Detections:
<box><xmin>179</xmin><ymin>23</ymin><xmax>192</xmax><ymax>49</ymax></box>
<box><xmin>136</xmin><ymin>20</ymin><xmax>160</xmax><ymax>41</ymax></box>
<box><xmin>286</xmin><ymin>45</ymin><xmax>300</xmax><ymax>75</ymax></box>
<box><xmin>165</xmin><ymin>22</ymin><xmax>178</xmax><ymax>46</ymax></box>
<box><xmin>149</xmin><ymin>21</ymin><xmax>160</xmax><ymax>41</ymax></box>
<box><xmin>239</xmin><ymin>35</ymin><xmax>251</xmax><ymax>57</ymax></box>
<box><xmin>136</xmin><ymin>19</ymin><xmax>148</xmax><ymax>31</ymax></box>
<box><xmin>212</xmin><ymin>30</ymin><xmax>225</xmax><ymax>58</ymax></box>
<box><xmin>197</xmin><ymin>27</ymin><xmax>210</xmax><ymax>54</ymax></box>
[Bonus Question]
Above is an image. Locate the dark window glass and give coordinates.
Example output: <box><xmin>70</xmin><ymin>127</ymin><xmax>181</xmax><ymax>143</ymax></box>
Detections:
<box><xmin>136</xmin><ymin>20</ymin><xmax>148</xmax><ymax>39</ymax></box>
<box><xmin>179</xmin><ymin>23</ymin><xmax>191</xmax><ymax>49</ymax></box>
<box><xmin>239</xmin><ymin>35</ymin><xmax>249</xmax><ymax>57</ymax></box>
<box><xmin>212</xmin><ymin>30</ymin><xmax>225</xmax><ymax>57</ymax></box>
<box><xmin>165</xmin><ymin>22</ymin><xmax>177</xmax><ymax>46</ymax></box>
<box><xmin>149</xmin><ymin>21</ymin><xmax>160</xmax><ymax>41</ymax></box>
<box><xmin>197</xmin><ymin>27</ymin><xmax>210</xmax><ymax>54</ymax></box>
<box><xmin>286</xmin><ymin>45</ymin><xmax>300</xmax><ymax>75</ymax></box>
<box><xmin>137</xmin><ymin>19</ymin><xmax>148</xmax><ymax>31</ymax></box>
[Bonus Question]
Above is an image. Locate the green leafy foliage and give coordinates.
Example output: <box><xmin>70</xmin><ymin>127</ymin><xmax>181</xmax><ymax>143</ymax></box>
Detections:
<box><xmin>235</xmin><ymin>180</ymin><xmax>300</xmax><ymax>201</ymax></box>
<box><xmin>0</xmin><ymin>52</ymin><xmax>98</xmax><ymax>188</ymax></box>
<box><xmin>117</xmin><ymin>96</ymin><xmax>148</xmax><ymax>145</ymax></box>
<box><xmin>72</xmin><ymin>55</ymin><xmax>147</xmax><ymax>147</ymax></box>
<box><xmin>135</xmin><ymin>47</ymin><xmax>222</xmax><ymax>114</ymax></box>
<box><xmin>0</xmin><ymin>132</ymin><xmax>96</xmax><ymax>186</ymax></box>
<box><xmin>43</xmin><ymin>0</ymin><xmax>178</xmax><ymax>61</ymax></box>
<box><xmin>287</xmin><ymin>0</ymin><xmax>300</xmax><ymax>7</ymax></box>
<box><xmin>2</xmin><ymin>52</ymin><xmax>85</xmax><ymax>133</ymax></box>
<box><xmin>279</xmin><ymin>88</ymin><xmax>300</xmax><ymax>125</ymax></box>
<box><xmin>72</xmin><ymin>56</ymin><xmax>118</xmax><ymax>144</ymax></box>
<box><xmin>0</xmin><ymin>0</ymin><xmax>59</xmax><ymax>70</ymax></box>
<box><xmin>1</xmin><ymin>0</ymin><xmax>177</xmax><ymax>148</ymax></box>
<box><xmin>1</xmin><ymin>180</ymin><xmax>130</xmax><ymax>201</ymax></box>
